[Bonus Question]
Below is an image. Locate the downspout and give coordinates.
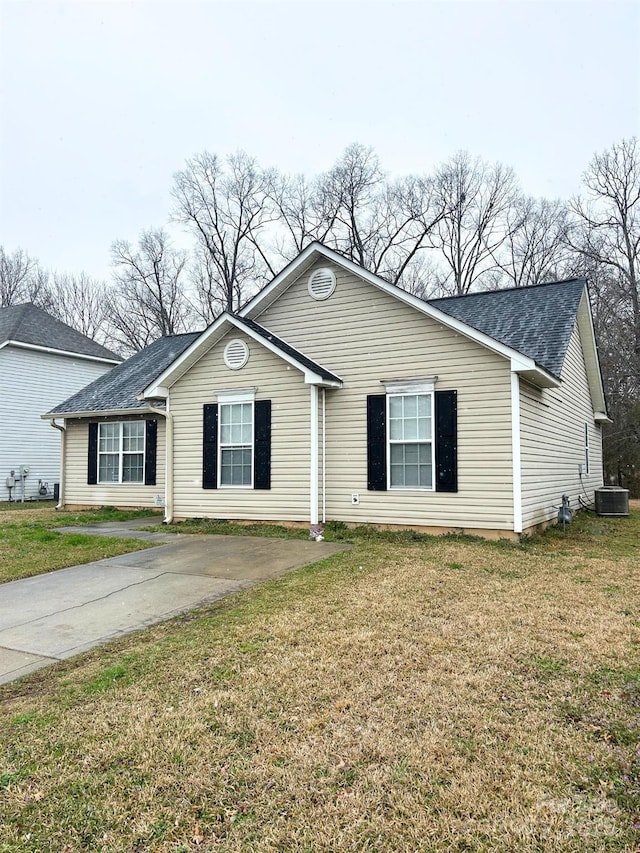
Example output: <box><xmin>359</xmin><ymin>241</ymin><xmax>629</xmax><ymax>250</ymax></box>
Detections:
<box><xmin>310</xmin><ymin>384</ymin><xmax>319</xmax><ymax>527</ymax></box>
<box><xmin>511</xmin><ymin>372</ymin><xmax>523</xmax><ymax>534</ymax></box>
<box><xmin>145</xmin><ymin>400</ymin><xmax>174</xmax><ymax>525</ymax></box>
<box><xmin>49</xmin><ymin>419</ymin><xmax>66</xmax><ymax>510</ymax></box>
<box><xmin>322</xmin><ymin>388</ymin><xmax>326</xmax><ymax>524</ymax></box>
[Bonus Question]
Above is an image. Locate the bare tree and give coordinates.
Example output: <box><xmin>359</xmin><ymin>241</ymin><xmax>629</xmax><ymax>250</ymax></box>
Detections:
<box><xmin>108</xmin><ymin>229</ymin><xmax>192</xmax><ymax>353</ymax></box>
<box><xmin>48</xmin><ymin>272</ymin><xmax>112</xmax><ymax>344</ymax></box>
<box><xmin>172</xmin><ymin>151</ymin><xmax>277</xmax><ymax>315</ymax></box>
<box><xmin>495</xmin><ymin>196</ymin><xmax>569</xmax><ymax>287</ymax></box>
<box><xmin>270</xmin><ymin>144</ymin><xmax>447</xmax><ymax>286</ymax></box>
<box><xmin>0</xmin><ymin>246</ymin><xmax>51</xmax><ymax>308</ymax></box>
<box><xmin>429</xmin><ymin>151</ymin><xmax>521</xmax><ymax>295</ymax></box>
<box><xmin>268</xmin><ymin>171</ymin><xmax>340</xmax><ymax>260</ymax></box>
<box><xmin>567</xmin><ymin>137</ymin><xmax>640</xmax><ymax>353</ymax></box>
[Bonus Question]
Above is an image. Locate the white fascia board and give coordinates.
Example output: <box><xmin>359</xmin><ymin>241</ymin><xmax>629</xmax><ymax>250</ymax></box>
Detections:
<box><xmin>1</xmin><ymin>339</ymin><xmax>120</xmax><ymax>365</ymax></box>
<box><xmin>240</xmin><ymin>243</ymin><xmax>557</xmax><ymax>385</ymax></box>
<box><xmin>595</xmin><ymin>412</ymin><xmax>613</xmax><ymax>424</ymax></box>
<box><xmin>142</xmin><ymin>312</ymin><xmax>341</xmax><ymax>399</ymax></box>
<box><xmin>576</xmin><ymin>291</ymin><xmax>608</xmax><ymax>416</ymax></box>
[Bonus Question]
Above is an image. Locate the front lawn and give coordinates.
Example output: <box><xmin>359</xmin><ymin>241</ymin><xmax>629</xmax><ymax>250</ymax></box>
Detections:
<box><xmin>1</xmin><ymin>506</ymin><xmax>639</xmax><ymax>851</ymax></box>
<box><xmin>0</xmin><ymin>506</ymin><xmax>161</xmax><ymax>584</ymax></box>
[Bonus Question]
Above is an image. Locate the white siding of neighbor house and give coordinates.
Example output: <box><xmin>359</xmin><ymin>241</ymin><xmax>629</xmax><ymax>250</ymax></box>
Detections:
<box><xmin>204</xmin><ymin>258</ymin><xmax>516</xmax><ymax>532</ymax></box>
<box><xmin>0</xmin><ymin>346</ymin><xmax>114</xmax><ymax>502</ymax></box>
<box><xmin>170</xmin><ymin>331</ymin><xmax>311</xmax><ymax>521</ymax></box>
<box><xmin>519</xmin><ymin>324</ymin><xmax>604</xmax><ymax>530</ymax></box>
<box><xmin>63</xmin><ymin>416</ymin><xmax>166</xmax><ymax>507</ymax></box>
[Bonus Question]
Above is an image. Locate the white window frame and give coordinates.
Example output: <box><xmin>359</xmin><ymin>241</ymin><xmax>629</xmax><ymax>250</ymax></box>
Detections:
<box><xmin>97</xmin><ymin>421</ymin><xmax>145</xmax><ymax>485</ymax></box>
<box><xmin>217</xmin><ymin>390</ymin><xmax>255</xmax><ymax>489</ymax></box>
<box><xmin>383</xmin><ymin>379</ymin><xmax>436</xmax><ymax>492</ymax></box>
<box><xmin>584</xmin><ymin>422</ymin><xmax>590</xmax><ymax>475</ymax></box>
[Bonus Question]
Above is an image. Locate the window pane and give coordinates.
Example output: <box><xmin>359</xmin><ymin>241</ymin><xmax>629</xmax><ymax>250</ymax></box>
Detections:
<box><xmin>220</xmin><ymin>448</ymin><xmax>252</xmax><ymax>486</ymax></box>
<box><xmin>99</xmin><ymin>453</ymin><xmax>119</xmax><ymax>483</ymax></box>
<box><xmin>389</xmin><ymin>396</ymin><xmax>402</xmax><ymax>419</ymax></box>
<box><xmin>220</xmin><ymin>403</ymin><xmax>253</xmax><ymax>447</ymax></box>
<box><xmin>99</xmin><ymin>423</ymin><xmax>119</xmax><ymax>453</ymax></box>
<box><xmin>123</xmin><ymin>422</ymin><xmax>144</xmax><ymax>452</ymax></box>
<box><xmin>404</xmin><ymin>395</ymin><xmax>417</xmax><ymax>418</ymax></box>
<box><xmin>390</xmin><ymin>442</ymin><xmax>432</xmax><ymax>489</ymax></box>
<box><xmin>123</xmin><ymin>453</ymin><xmax>144</xmax><ymax>482</ymax></box>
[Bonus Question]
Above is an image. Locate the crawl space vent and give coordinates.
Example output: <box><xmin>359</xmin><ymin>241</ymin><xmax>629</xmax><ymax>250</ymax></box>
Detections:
<box><xmin>224</xmin><ymin>339</ymin><xmax>249</xmax><ymax>370</ymax></box>
<box><xmin>308</xmin><ymin>267</ymin><xmax>336</xmax><ymax>301</ymax></box>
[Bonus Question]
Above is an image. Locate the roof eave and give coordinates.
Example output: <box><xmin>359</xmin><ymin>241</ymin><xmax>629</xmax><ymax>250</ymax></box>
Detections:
<box><xmin>142</xmin><ymin>312</ymin><xmax>343</xmax><ymax>398</ymax></box>
<box><xmin>41</xmin><ymin>406</ymin><xmax>151</xmax><ymax>420</ymax></box>
<box><xmin>1</xmin><ymin>339</ymin><xmax>120</xmax><ymax>364</ymax></box>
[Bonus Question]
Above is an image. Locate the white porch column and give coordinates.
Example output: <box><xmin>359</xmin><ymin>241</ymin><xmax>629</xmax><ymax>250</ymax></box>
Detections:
<box><xmin>511</xmin><ymin>372</ymin><xmax>523</xmax><ymax>534</ymax></box>
<box><xmin>310</xmin><ymin>384</ymin><xmax>319</xmax><ymax>526</ymax></box>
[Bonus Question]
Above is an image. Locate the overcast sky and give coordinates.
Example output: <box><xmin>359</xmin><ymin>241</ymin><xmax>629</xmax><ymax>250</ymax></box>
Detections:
<box><xmin>1</xmin><ymin>0</ymin><xmax>639</xmax><ymax>281</ymax></box>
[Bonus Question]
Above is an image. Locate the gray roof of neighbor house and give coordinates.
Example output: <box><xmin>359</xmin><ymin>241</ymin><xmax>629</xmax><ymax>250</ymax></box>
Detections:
<box><xmin>428</xmin><ymin>278</ymin><xmax>586</xmax><ymax>378</ymax></box>
<box><xmin>237</xmin><ymin>315</ymin><xmax>342</xmax><ymax>384</ymax></box>
<box><xmin>46</xmin><ymin>332</ymin><xmax>201</xmax><ymax>415</ymax></box>
<box><xmin>0</xmin><ymin>303</ymin><xmax>119</xmax><ymax>361</ymax></box>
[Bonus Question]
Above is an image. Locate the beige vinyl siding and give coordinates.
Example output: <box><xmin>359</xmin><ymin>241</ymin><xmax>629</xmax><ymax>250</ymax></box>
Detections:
<box><xmin>520</xmin><ymin>324</ymin><xmax>604</xmax><ymax>529</ymax></box>
<box><xmin>170</xmin><ymin>331</ymin><xmax>311</xmax><ymax>521</ymax></box>
<box><xmin>64</xmin><ymin>416</ymin><xmax>165</xmax><ymax>507</ymax></box>
<box><xmin>256</xmin><ymin>259</ymin><xmax>515</xmax><ymax>531</ymax></box>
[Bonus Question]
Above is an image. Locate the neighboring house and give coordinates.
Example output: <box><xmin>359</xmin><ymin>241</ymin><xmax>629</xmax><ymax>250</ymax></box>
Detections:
<box><xmin>43</xmin><ymin>244</ymin><xmax>609</xmax><ymax>538</ymax></box>
<box><xmin>0</xmin><ymin>303</ymin><xmax>120</xmax><ymax>501</ymax></box>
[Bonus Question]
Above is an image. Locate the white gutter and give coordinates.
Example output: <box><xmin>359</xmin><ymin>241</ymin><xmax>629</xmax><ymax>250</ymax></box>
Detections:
<box><xmin>1</xmin><ymin>339</ymin><xmax>120</xmax><ymax>365</ymax></box>
<box><xmin>49</xmin><ymin>419</ymin><xmax>66</xmax><ymax>510</ymax></box>
<box><xmin>511</xmin><ymin>372</ymin><xmax>523</xmax><ymax>534</ymax></box>
<box><xmin>310</xmin><ymin>385</ymin><xmax>319</xmax><ymax>526</ymax></box>
<box><xmin>41</xmin><ymin>407</ymin><xmax>146</xmax><ymax>420</ymax></box>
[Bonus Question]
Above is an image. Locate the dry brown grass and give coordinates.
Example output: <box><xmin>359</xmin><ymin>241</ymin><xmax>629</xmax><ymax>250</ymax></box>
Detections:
<box><xmin>1</xmin><ymin>506</ymin><xmax>639</xmax><ymax>852</ymax></box>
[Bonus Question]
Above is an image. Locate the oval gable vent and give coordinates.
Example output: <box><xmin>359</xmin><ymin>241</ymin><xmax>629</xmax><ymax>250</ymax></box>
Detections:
<box><xmin>224</xmin><ymin>338</ymin><xmax>249</xmax><ymax>370</ymax></box>
<box><xmin>308</xmin><ymin>267</ymin><xmax>336</xmax><ymax>301</ymax></box>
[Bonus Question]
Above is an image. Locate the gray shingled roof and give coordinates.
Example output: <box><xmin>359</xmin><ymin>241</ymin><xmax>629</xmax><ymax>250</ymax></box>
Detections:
<box><xmin>428</xmin><ymin>278</ymin><xmax>586</xmax><ymax>378</ymax></box>
<box><xmin>46</xmin><ymin>333</ymin><xmax>200</xmax><ymax>415</ymax></box>
<box><xmin>237</xmin><ymin>316</ymin><xmax>342</xmax><ymax>384</ymax></box>
<box><xmin>0</xmin><ymin>303</ymin><xmax>119</xmax><ymax>361</ymax></box>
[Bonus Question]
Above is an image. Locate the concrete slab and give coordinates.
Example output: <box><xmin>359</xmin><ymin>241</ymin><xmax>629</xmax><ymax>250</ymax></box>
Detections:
<box><xmin>0</xmin><ymin>562</ymin><xmax>165</xmax><ymax>631</ymax></box>
<box><xmin>0</xmin><ymin>573</ymin><xmax>248</xmax><ymax>660</ymax></box>
<box><xmin>0</xmin><ymin>647</ymin><xmax>55</xmax><ymax>685</ymax></box>
<box><xmin>112</xmin><ymin>535</ymin><xmax>348</xmax><ymax>580</ymax></box>
<box><xmin>0</xmin><ymin>520</ymin><xmax>350</xmax><ymax>686</ymax></box>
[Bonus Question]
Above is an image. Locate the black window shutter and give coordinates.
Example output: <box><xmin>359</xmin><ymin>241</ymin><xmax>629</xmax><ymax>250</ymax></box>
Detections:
<box><xmin>87</xmin><ymin>422</ymin><xmax>98</xmax><ymax>485</ymax></box>
<box><xmin>367</xmin><ymin>394</ymin><xmax>387</xmax><ymax>491</ymax></box>
<box><xmin>254</xmin><ymin>399</ymin><xmax>272</xmax><ymax>490</ymax></box>
<box><xmin>203</xmin><ymin>404</ymin><xmax>218</xmax><ymax>489</ymax></box>
<box><xmin>144</xmin><ymin>419</ymin><xmax>157</xmax><ymax>486</ymax></box>
<box><xmin>435</xmin><ymin>390</ymin><xmax>457</xmax><ymax>493</ymax></box>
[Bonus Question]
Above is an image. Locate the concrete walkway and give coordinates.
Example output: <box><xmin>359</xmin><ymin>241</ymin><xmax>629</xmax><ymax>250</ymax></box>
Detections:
<box><xmin>0</xmin><ymin>519</ymin><xmax>348</xmax><ymax>685</ymax></box>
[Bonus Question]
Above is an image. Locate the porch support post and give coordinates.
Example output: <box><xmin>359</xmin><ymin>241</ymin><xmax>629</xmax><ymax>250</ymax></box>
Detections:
<box><xmin>310</xmin><ymin>384</ymin><xmax>319</xmax><ymax>526</ymax></box>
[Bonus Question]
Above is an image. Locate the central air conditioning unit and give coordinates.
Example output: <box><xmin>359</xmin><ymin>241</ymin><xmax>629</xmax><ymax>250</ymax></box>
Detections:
<box><xmin>594</xmin><ymin>487</ymin><xmax>630</xmax><ymax>517</ymax></box>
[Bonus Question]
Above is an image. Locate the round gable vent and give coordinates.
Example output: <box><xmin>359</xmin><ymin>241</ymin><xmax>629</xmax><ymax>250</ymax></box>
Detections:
<box><xmin>224</xmin><ymin>338</ymin><xmax>249</xmax><ymax>370</ymax></box>
<box><xmin>308</xmin><ymin>267</ymin><xmax>336</xmax><ymax>301</ymax></box>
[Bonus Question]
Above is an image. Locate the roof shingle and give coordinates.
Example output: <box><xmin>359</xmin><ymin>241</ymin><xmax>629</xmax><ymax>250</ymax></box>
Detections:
<box><xmin>428</xmin><ymin>278</ymin><xmax>586</xmax><ymax>377</ymax></box>
<box><xmin>0</xmin><ymin>303</ymin><xmax>119</xmax><ymax>361</ymax></box>
<box><xmin>46</xmin><ymin>333</ymin><xmax>200</xmax><ymax>415</ymax></box>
